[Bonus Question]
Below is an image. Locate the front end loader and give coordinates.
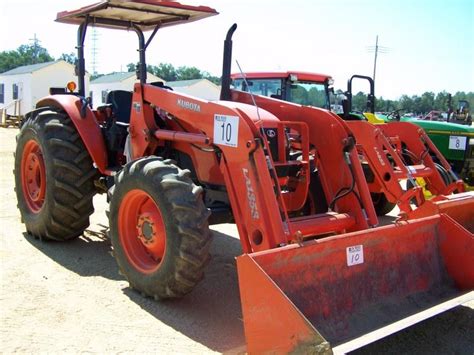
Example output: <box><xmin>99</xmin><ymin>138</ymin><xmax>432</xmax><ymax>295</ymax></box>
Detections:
<box><xmin>231</xmin><ymin>70</ymin><xmax>472</xmax><ymax>222</ymax></box>
<box><xmin>13</xmin><ymin>2</ymin><xmax>473</xmax><ymax>353</ymax></box>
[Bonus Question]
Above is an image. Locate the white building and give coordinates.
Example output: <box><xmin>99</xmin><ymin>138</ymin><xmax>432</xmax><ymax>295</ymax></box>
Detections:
<box><xmin>90</xmin><ymin>72</ymin><xmax>163</xmax><ymax>107</ymax></box>
<box><xmin>0</xmin><ymin>60</ymin><xmax>89</xmax><ymax>116</ymax></box>
<box><xmin>167</xmin><ymin>79</ymin><xmax>220</xmax><ymax>101</ymax></box>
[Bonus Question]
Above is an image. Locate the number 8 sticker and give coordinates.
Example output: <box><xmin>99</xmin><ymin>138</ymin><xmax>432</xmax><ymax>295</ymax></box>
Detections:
<box><xmin>214</xmin><ymin>114</ymin><xmax>239</xmax><ymax>147</ymax></box>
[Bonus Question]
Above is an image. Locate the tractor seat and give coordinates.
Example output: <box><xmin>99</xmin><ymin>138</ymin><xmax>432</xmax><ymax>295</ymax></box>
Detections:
<box><xmin>106</xmin><ymin>90</ymin><xmax>133</xmax><ymax>124</ymax></box>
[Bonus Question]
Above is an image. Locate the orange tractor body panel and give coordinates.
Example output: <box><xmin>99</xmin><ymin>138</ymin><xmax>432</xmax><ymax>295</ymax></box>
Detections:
<box><xmin>36</xmin><ymin>95</ymin><xmax>109</xmax><ymax>173</ymax></box>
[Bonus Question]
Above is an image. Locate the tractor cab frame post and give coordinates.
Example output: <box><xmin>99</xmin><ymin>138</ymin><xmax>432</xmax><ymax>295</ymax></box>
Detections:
<box><xmin>75</xmin><ymin>16</ymin><xmax>161</xmax><ymax>96</ymax></box>
<box><xmin>76</xmin><ymin>18</ymin><xmax>89</xmax><ymax>97</ymax></box>
<box><xmin>346</xmin><ymin>74</ymin><xmax>375</xmax><ymax>114</ymax></box>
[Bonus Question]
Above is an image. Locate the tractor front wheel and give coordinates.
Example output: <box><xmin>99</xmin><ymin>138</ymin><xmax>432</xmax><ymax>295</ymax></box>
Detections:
<box><xmin>108</xmin><ymin>157</ymin><xmax>211</xmax><ymax>299</ymax></box>
<box><xmin>14</xmin><ymin>110</ymin><xmax>96</xmax><ymax>241</ymax></box>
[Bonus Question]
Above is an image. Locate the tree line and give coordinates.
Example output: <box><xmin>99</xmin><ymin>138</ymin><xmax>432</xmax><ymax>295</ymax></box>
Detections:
<box><xmin>0</xmin><ymin>42</ymin><xmax>220</xmax><ymax>85</ymax></box>
<box><xmin>350</xmin><ymin>90</ymin><xmax>474</xmax><ymax>115</ymax></box>
<box><xmin>1</xmin><ymin>41</ymin><xmax>472</xmax><ymax>114</ymax></box>
<box><xmin>125</xmin><ymin>62</ymin><xmax>220</xmax><ymax>85</ymax></box>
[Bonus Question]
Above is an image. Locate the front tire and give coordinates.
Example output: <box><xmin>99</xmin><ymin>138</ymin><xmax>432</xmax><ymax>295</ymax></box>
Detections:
<box><xmin>108</xmin><ymin>157</ymin><xmax>211</xmax><ymax>299</ymax></box>
<box><xmin>14</xmin><ymin>110</ymin><xmax>96</xmax><ymax>241</ymax></box>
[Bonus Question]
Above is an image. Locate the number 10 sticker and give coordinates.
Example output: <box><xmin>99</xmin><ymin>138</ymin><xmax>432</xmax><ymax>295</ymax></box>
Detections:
<box><xmin>214</xmin><ymin>114</ymin><xmax>239</xmax><ymax>148</ymax></box>
<box><xmin>346</xmin><ymin>245</ymin><xmax>364</xmax><ymax>266</ymax></box>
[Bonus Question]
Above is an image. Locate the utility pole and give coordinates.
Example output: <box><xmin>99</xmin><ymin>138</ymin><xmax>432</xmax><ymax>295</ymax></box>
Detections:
<box><xmin>366</xmin><ymin>35</ymin><xmax>389</xmax><ymax>85</ymax></box>
<box><xmin>29</xmin><ymin>34</ymin><xmax>41</xmax><ymax>64</ymax></box>
<box><xmin>373</xmin><ymin>35</ymin><xmax>378</xmax><ymax>82</ymax></box>
<box><xmin>90</xmin><ymin>27</ymin><xmax>100</xmax><ymax>75</ymax></box>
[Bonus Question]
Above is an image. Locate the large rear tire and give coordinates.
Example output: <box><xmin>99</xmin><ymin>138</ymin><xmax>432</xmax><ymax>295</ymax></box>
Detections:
<box><xmin>14</xmin><ymin>110</ymin><xmax>97</xmax><ymax>241</ymax></box>
<box><xmin>108</xmin><ymin>157</ymin><xmax>211</xmax><ymax>299</ymax></box>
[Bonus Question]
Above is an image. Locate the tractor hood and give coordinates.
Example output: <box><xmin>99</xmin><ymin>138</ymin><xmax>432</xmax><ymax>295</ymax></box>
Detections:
<box><xmin>56</xmin><ymin>0</ymin><xmax>218</xmax><ymax>31</ymax></box>
<box><xmin>403</xmin><ymin>118</ymin><xmax>474</xmax><ymax>135</ymax></box>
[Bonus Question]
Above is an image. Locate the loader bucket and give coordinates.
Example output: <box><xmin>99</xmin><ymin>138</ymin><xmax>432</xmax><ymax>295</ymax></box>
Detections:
<box><xmin>237</xmin><ymin>214</ymin><xmax>474</xmax><ymax>354</ymax></box>
<box><xmin>411</xmin><ymin>191</ymin><xmax>474</xmax><ymax>233</ymax></box>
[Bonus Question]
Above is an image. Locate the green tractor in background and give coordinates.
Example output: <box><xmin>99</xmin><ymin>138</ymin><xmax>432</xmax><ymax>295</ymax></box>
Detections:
<box><xmin>344</xmin><ymin>75</ymin><xmax>474</xmax><ymax>189</ymax></box>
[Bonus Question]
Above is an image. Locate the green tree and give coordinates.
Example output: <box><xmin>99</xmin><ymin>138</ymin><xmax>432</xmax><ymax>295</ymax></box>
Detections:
<box><xmin>59</xmin><ymin>52</ymin><xmax>77</xmax><ymax>65</ymax></box>
<box><xmin>352</xmin><ymin>91</ymin><xmax>368</xmax><ymax>112</ymax></box>
<box><xmin>419</xmin><ymin>92</ymin><xmax>435</xmax><ymax>113</ymax></box>
<box><xmin>201</xmin><ymin>71</ymin><xmax>220</xmax><ymax>85</ymax></box>
<box><xmin>152</xmin><ymin>63</ymin><xmax>178</xmax><ymax>81</ymax></box>
<box><xmin>0</xmin><ymin>41</ymin><xmax>54</xmax><ymax>73</ymax></box>
<box><xmin>126</xmin><ymin>62</ymin><xmax>136</xmax><ymax>72</ymax></box>
<box><xmin>434</xmin><ymin>91</ymin><xmax>450</xmax><ymax>111</ymax></box>
<box><xmin>176</xmin><ymin>66</ymin><xmax>201</xmax><ymax>80</ymax></box>
<box><xmin>126</xmin><ymin>62</ymin><xmax>221</xmax><ymax>84</ymax></box>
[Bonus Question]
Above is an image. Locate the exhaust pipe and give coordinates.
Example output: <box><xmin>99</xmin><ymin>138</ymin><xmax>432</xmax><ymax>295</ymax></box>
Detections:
<box><xmin>220</xmin><ymin>23</ymin><xmax>238</xmax><ymax>101</ymax></box>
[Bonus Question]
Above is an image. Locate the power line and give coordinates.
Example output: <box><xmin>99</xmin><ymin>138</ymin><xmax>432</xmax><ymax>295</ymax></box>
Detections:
<box><xmin>29</xmin><ymin>34</ymin><xmax>41</xmax><ymax>64</ymax></box>
<box><xmin>90</xmin><ymin>27</ymin><xmax>100</xmax><ymax>75</ymax></box>
<box><xmin>366</xmin><ymin>35</ymin><xmax>390</xmax><ymax>84</ymax></box>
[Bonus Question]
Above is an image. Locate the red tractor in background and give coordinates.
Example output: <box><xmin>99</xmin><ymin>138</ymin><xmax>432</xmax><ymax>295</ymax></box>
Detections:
<box><xmin>14</xmin><ymin>1</ymin><xmax>474</xmax><ymax>353</ymax></box>
<box><xmin>230</xmin><ymin>71</ymin><xmax>470</xmax><ymax>219</ymax></box>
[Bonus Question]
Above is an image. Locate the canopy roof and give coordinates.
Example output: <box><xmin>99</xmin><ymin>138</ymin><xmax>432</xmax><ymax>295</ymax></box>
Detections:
<box><xmin>231</xmin><ymin>71</ymin><xmax>332</xmax><ymax>83</ymax></box>
<box><xmin>56</xmin><ymin>0</ymin><xmax>218</xmax><ymax>31</ymax></box>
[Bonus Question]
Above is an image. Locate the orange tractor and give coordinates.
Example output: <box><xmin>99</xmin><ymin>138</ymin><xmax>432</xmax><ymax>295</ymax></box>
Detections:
<box><xmin>14</xmin><ymin>1</ymin><xmax>473</xmax><ymax>353</ymax></box>
<box><xmin>230</xmin><ymin>70</ymin><xmax>471</xmax><ymax>221</ymax></box>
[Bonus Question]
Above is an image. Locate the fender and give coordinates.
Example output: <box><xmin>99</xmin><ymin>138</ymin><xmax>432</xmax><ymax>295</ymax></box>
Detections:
<box><xmin>36</xmin><ymin>95</ymin><xmax>108</xmax><ymax>173</ymax></box>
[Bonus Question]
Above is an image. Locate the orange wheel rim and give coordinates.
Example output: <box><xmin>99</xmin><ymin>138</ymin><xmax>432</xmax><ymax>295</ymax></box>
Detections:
<box><xmin>21</xmin><ymin>140</ymin><xmax>46</xmax><ymax>212</ymax></box>
<box><xmin>118</xmin><ymin>189</ymin><xmax>166</xmax><ymax>274</ymax></box>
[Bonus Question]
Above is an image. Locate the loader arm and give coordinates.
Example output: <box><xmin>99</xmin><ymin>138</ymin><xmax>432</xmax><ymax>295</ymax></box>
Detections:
<box><xmin>229</xmin><ymin>84</ymin><xmax>471</xmax><ymax>220</ymax></box>
<box><xmin>231</xmin><ymin>89</ymin><xmax>378</xmax><ymax>228</ymax></box>
<box><xmin>380</xmin><ymin>121</ymin><xmax>466</xmax><ymax>195</ymax></box>
<box><xmin>134</xmin><ymin>84</ymin><xmax>290</xmax><ymax>253</ymax></box>
<box><xmin>133</xmin><ymin>84</ymin><xmax>379</xmax><ymax>252</ymax></box>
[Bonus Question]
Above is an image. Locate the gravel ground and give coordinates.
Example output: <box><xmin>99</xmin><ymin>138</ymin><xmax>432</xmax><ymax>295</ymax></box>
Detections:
<box><xmin>1</xmin><ymin>127</ymin><xmax>473</xmax><ymax>354</ymax></box>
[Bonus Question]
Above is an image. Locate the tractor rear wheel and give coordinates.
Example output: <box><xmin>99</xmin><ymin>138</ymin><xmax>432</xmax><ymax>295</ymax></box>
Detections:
<box><xmin>108</xmin><ymin>157</ymin><xmax>211</xmax><ymax>299</ymax></box>
<box><xmin>14</xmin><ymin>110</ymin><xmax>96</xmax><ymax>241</ymax></box>
<box><xmin>371</xmin><ymin>192</ymin><xmax>396</xmax><ymax>216</ymax></box>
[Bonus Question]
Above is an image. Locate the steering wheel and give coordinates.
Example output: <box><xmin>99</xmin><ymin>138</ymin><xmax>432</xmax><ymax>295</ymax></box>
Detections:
<box><xmin>386</xmin><ymin>109</ymin><xmax>403</xmax><ymax>121</ymax></box>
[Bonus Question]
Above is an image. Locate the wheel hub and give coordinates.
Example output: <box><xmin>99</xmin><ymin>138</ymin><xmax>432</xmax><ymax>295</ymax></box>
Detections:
<box><xmin>21</xmin><ymin>140</ymin><xmax>46</xmax><ymax>212</ymax></box>
<box><xmin>137</xmin><ymin>214</ymin><xmax>156</xmax><ymax>244</ymax></box>
<box><xmin>118</xmin><ymin>189</ymin><xmax>167</xmax><ymax>274</ymax></box>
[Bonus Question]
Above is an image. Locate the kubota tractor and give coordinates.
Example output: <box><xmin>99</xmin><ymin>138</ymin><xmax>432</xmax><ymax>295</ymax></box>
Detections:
<box><xmin>14</xmin><ymin>1</ymin><xmax>474</xmax><ymax>353</ymax></box>
<box><xmin>231</xmin><ymin>70</ymin><xmax>471</xmax><ymax>218</ymax></box>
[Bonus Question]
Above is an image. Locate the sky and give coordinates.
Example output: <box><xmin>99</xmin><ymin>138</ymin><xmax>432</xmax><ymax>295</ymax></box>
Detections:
<box><xmin>1</xmin><ymin>0</ymin><xmax>473</xmax><ymax>99</ymax></box>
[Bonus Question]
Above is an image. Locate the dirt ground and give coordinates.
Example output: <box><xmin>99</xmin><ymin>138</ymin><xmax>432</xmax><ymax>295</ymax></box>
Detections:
<box><xmin>1</xmin><ymin>127</ymin><xmax>473</xmax><ymax>354</ymax></box>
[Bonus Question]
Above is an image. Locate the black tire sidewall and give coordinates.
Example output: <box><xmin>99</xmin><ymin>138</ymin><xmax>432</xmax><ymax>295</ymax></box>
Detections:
<box><xmin>14</xmin><ymin>111</ymin><xmax>96</xmax><ymax>241</ymax></box>
<box><xmin>15</xmin><ymin>121</ymin><xmax>55</xmax><ymax>235</ymax></box>
<box><xmin>109</xmin><ymin>171</ymin><xmax>182</xmax><ymax>294</ymax></box>
<box><xmin>109</xmin><ymin>158</ymin><xmax>210</xmax><ymax>298</ymax></box>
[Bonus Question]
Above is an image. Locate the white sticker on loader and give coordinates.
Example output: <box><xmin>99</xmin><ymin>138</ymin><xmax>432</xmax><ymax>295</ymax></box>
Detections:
<box><xmin>347</xmin><ymin>245</ymin><xmax>364</xmax><ymax>266</ymax></box>
<box><xmin>448</xmin><ymin>136</ymin><xmax>466</xmax><ymax>150</ymax></box>
<box><xmin>214</xmin><ymin>115</ymin><xmax>239</xmax><ymax>147</ymax></box>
